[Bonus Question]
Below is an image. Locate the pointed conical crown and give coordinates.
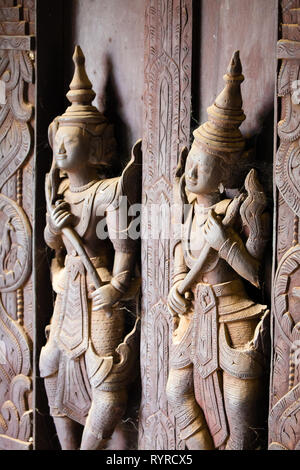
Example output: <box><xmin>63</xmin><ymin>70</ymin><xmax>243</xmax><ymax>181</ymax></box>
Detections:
<box><xmin>59</xmin><ymin>45</ymin><xmax>106</xmax><ymax>127</ymax></box>
<box><xmin>193</xmin><ymin>50</ymin><xmax>246</xmax><ymax>160</ymax></box>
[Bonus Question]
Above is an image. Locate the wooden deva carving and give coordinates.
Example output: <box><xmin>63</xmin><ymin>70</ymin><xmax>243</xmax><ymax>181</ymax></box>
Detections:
<box><xmin>0</xmin><ymin>0</ymin><xmax>35</xmax><ymax>451</ymax></box>
<box><xmin>166</xmin><ymin>51</ymin><xmax>270</xmax><ymax>450</ymax></box>
<box><xmin>139</xmin><ymin>0</ymin><xmax>193</xmax><ymax>450</ymax></box>
<box><xmin>39</xmin><ymin>46</ymin><xmax>141</xmax><ymax>450</ymax></box>
<box><xmin>269</xmin><ymin>0</ymin><xmax>300</xmax><ymax>450</ymax></box>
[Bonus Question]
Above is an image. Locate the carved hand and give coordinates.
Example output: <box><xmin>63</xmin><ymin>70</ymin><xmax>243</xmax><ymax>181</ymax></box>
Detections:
<box><xmin>49</xmin><ymin>200</ymin><xmax>73</xmax><ymax>234</ymax></box>
<box><xmin>90</xmin><ymin>283</ymin><xmax>122</xmax><ymax>311</ymax></box>
<box><xmin>203</xmin><ymin>209</ymin><xmax>227</xmax><ymax>251</ymax></box>
<box><xmin>167</xmin><ymin>281</ymin><xmax>191</xmax><ymax>317</ymax></box>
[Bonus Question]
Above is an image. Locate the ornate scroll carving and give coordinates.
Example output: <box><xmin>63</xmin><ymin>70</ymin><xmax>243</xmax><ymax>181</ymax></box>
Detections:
<box><xmin>273</xmin><ymin>247</ymin><xmax>300</xmax><ymax>355</ymax></box>
<box><xmin>0</xmin><ymin>48</ymin><xmax>33</xmax><ymax>188</ymax></box>
<box><xmin>0</xmin><ymin>36</ymin><xmax>34</xmax><ymax>50</ymax></box>
<box><xmin>0</xmin><ymin>0</ymin><xmax>35</xmax><ymax>450</ymax></box>
<box><xmin>277</xmin><ymin>39</ymin><xmax>300</xmax><ymax>59</ymax></box>
<box><xmin>269</xmin><ymin>383</ymin><xmax>300</xmax><ymax>450</ymax></box>
<box><xmin>269</xmin><ymin>0</ymin><xmax>300</xmax><ymax>450</ymax></box>
<box><xmin>0</xmin><ymin>22</ymin><xmax>26</xmax><ymax>36</ymax></box>
<box><xmin>0</xmin><ymin>302</ymin><xmax>32</xmax><ymax>449</ymax></box>
<box><xmin>0</xmin><ymin>6</ymin><xmax>21</xmax><ymax>22</ymax></box>
<box><xmin>139</xmin><ymin>0</ymin><xmax>192</xmax><ymax>450</ymax></box>
<box><xmin>0</xmin><ymin>194</ymin><xmax>32</xmax><ymax>292</ymax></box>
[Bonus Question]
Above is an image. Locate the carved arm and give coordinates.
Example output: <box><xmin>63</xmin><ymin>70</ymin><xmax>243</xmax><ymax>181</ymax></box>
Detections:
<box><xmin>172</xmin><ymin>242</ymin><xmax>189</xmax><ymax>286</ymax></box>
<box><xmin>218</xmin><ymin>228</ymin><xmax>260</xmax><ymax>288</ymax></box>
<box><xmin>111</xmin><ymin>251</ymin><xmax>136</xmax><ymax>295</ymax></box>
<box><xmin>203</xmin><ymin>205</ymin><xmax>262</xmax><ymax>288</ymax></box>
<box><xmin>167</xmin><ymin>242</ymin><xmax>190</xmax><ymax>318</ymax></box>
<box><xmin>44</xmin><ymin>213</ymin><xmax>64</xmax><ymax>251</ymax></box>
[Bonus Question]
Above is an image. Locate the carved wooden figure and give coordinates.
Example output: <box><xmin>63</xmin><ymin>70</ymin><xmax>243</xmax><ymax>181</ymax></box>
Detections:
<box><xmin>39</xmin><ymin>46</ymin><xmax>141</xmax><ymax>450</ymax></box>
<box><xmin>166</xmin><ymin>51</ymin><xmax>270</xmax><ymax>450</ymax></box>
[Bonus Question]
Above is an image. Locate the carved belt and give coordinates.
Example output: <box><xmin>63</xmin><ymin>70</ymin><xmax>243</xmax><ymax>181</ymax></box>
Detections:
<box><xmin>212</xmin><ymin>278</ymin><xmax>243</xmax><ymax>297</ymax></box>
<box><xmin>212</xmin><ymin>279</ymin><xmax>266</xmax><ymax>322</ymax></box>
<box><xmin>190</xmin><ymin>279</ymin><xmax>262</xmax><ymax>375</ymax></box>
<box><xmin>171</xmin><ymin>279</ymin><xmax>266</xmax><ymax>374</ymax></box>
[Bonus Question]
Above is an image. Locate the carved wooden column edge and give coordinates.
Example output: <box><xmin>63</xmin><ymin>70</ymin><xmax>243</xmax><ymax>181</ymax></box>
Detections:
<box><xmin>269</xmin><ymin>0</ymin><xmax>300</xmax><ymax>450</ymax></box>
<box><xmin>139</xmin><ymin>0</ymin><xmax>193</xmax><ymax>450</ymax></box>
<box><xmin>0</xmin><ymin>0</ymin><xmax>35</xmax><ymax>450</ymax></box>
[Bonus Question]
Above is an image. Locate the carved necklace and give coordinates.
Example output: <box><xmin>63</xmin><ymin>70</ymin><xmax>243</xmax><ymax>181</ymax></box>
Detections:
<box><xmin>194</xmin><ymin>202</ymin><xmax>216</xmax><ymax>227</ymax></box>
<box><xmin>69</xmin><ymin>181</ymin><xmax>102</xmax><ymax>237</ymax></box>
<box><xmin>183</xmin><ymin>201</ymin><xmax>219</xmax><ymax>271</ymax></box>
<box><xmin>69</xmin><ymin>179</ymin><xmax>98</xmax><ymax>193</ymax></box>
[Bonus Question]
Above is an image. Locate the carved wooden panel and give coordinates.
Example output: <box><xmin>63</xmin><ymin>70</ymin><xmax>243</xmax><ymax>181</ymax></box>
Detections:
<box><xmin>0</xmin><ymin>0</ymin><xmax>35</xmax><ymax>450</ymax></box>
<box><xmin>269</xmin><ymin>0</ymin><xmax>300</xmax><ymax>450</ymax></box>
<box><xmin>139</xmin><ymin>0</ymin><xmax>192</xmax><ymax>450</ymax></box>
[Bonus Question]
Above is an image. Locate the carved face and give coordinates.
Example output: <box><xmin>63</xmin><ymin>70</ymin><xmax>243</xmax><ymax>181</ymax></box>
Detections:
<box><xmin>54</xmin><ymin>125</ymin><xmax>90</xmax><ymax>172</ymax></box>
<box><xmin>185</xmin><ymin>145</ymin><xmax>224</xmax><ymax>194</ymax></box>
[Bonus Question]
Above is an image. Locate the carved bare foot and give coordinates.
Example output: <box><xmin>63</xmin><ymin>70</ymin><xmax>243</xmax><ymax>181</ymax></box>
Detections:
<box><xmin>185</xmin><ymin>428</ymin><xmax>214</xmax><ymax>450</ymax></box>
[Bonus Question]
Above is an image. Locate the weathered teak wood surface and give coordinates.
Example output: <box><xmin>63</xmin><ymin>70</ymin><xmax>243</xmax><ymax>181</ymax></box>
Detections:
<box><xmin>269</xmin><ymin>0</ymin><xmax>300</xmax><ymax>450</ymax></box>
<box><xmin>0</xmin><ymin>0</ymin><xmax>293</xmax><ymax>451</ymax></box>
<box><xmin>139</xmin><ymin>0</ymin><xmax>193</xmax><ymax>450</ymax></box>
<box><xmin>0</xmin><ymin>0</ymin><xmax>35</xmax><ymax>450</ymax></box>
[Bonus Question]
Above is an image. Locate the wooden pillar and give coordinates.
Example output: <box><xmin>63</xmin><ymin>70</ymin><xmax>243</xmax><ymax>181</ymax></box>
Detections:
<box><xmin>139</xmin><ymin>0</ymin><xmax>193</xmax><ymax>450</ymax></box>
<box><xmin>269</xmin><ymin>0</ymin><xmax>300</xmax><ymax>450</ymax></box>
<box><xmin>0</xmin><ymin>0</ymin><xmax>35</xmax><ymax>450</ymax></box>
